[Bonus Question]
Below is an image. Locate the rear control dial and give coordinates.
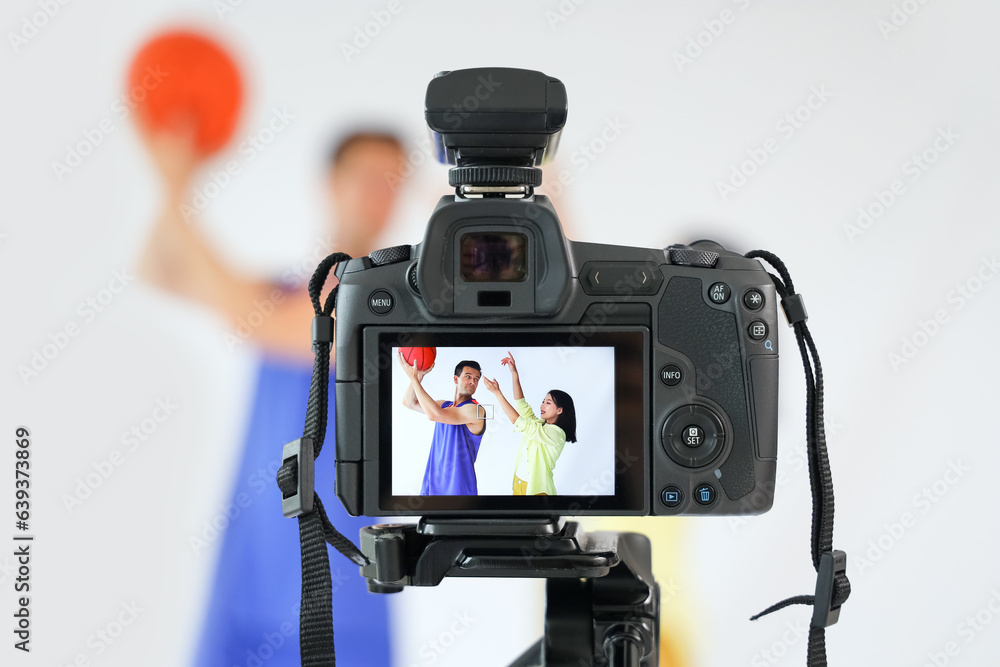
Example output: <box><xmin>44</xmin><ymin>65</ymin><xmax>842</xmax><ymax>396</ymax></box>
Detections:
<box><xmin>661</xmin><ymin>405</ymin><xmax>726</xmax><ymax>468</ymax></box>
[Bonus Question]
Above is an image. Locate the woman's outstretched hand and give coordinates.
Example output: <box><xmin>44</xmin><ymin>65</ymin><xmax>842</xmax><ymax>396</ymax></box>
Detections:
<box><xmin>500</xmin><ymin>351</ymin><xmax>518</xmax><ymax>375</ymax></box>
<box><xmin>482</xmin><ymin>376</ymin><xmax>502</xmax><ymax>395</ymax></box>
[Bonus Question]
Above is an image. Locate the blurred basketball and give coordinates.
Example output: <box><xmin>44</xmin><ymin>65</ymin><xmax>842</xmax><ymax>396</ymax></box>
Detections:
<box><xmin>127</xmin><ymin>30</ymin><xmax>243</xmax><ymax>156</ymax></box>
<box><xmin>399</xmin><ymin>347</ymin><xmax>436</xmax><ymax>371</ymax></box>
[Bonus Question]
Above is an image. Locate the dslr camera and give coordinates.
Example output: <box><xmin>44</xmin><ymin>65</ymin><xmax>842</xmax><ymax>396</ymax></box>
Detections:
<box><xmin>333</xmin><ymin>68</ymin><xmax>779</xmax><ymax>518</ymax></box>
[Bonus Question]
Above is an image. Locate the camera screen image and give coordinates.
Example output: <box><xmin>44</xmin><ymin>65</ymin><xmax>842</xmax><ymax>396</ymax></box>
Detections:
<box><xmin>375</xmin><ymin>330</ymin><xmax>647</xmax><ymax>513</ymax></box>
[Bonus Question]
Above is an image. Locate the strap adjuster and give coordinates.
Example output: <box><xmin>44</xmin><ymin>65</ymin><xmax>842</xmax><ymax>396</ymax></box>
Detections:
<box><xmin>780</xmin><ymin>293</ymin><xmax>808</xmax><ymax>326</ymax></box>
<box><xmin>812</xmin><ymin>550</ymin><xmax>849</xmax><ymax>628</ymax></box>
<box><xmin>312</xmin><ymin>316</ymin><xmax>334</xmax><ymax>353</ymax></box>
<box><xmin>279</xmin><ymin>437</ymin><xmax>315</xmax><ymax>518</ymax></box>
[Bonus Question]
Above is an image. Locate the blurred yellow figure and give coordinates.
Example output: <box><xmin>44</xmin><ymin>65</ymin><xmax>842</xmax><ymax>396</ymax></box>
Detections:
<box><xmin>584</xmin><ymin>516</ymin><xmax>694</xmax><ymax>666</ymax></box>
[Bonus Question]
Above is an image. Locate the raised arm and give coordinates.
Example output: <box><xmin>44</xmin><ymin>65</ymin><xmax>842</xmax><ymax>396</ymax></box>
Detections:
<box><xmin>136</xmin><ymin>131</ymin><xmax>316</xmax><ymax>359</ymax></box>
<box><xmin>482</xmin><ymin>377</ymin><xmax>519</xmax><ymax>425</ymax></box>
<box><xmin>501</xmin><ymin>351</ymin><xmax>524</xmax><ymax>400</ymax></box>
<box><xmin>398</xmin><ymin>354</ymin><xmax>481</xmax><ymax>425</ymax></box>
<box><xmin>402</xmin><ymin>360</ymin><xmax>436</xmax><ymax>413</ymax></box>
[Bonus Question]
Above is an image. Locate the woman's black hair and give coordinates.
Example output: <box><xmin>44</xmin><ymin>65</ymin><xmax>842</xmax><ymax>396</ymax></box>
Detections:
<box><xmin>547</xmin><ymin>390</ymin><xmax>577</xmax><ymax>443</ymax></box>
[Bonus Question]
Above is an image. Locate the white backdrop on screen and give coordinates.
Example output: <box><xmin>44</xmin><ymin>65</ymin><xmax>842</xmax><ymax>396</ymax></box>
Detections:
<box><xmin>391</xmin><ymin>346</ymin><xmax>616</xmax><ymax>496</ymax></box>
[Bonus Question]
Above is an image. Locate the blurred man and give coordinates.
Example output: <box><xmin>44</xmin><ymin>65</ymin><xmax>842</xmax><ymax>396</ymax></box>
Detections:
<box><xmin>138</xmin><ymin>128</ymin><xmax>407</xmax><ymax>666</ymax></box>
<box><xmin>139</xmin><ymin>130</ymin><xmax>406</xmax><ymax>357</ymax></box>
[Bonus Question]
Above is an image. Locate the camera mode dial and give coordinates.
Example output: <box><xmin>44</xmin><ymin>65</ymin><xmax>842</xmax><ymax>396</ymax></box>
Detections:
<box><xmin>666</xmin><ymin>245</ymin><xmax>720</xmax><ymax>268</ymax></box>
<box><xmin>369</xmin><ymin>245</ymin><xmax>411</xmax><ymax>266</ymax></box>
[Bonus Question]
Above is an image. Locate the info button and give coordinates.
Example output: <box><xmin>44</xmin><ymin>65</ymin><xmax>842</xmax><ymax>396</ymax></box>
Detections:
<box><xmin>659</xmin><ymin>364</ymin><xmax>683</xmax><ymax>387</ymax></box>
<box><xmin>369</xmin><ymin>290</ymin><xmax>395</xmax><ymax>315</ymax></box>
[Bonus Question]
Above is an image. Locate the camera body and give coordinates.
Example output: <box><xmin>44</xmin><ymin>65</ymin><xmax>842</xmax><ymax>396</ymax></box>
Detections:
<box><xmin>333</xmin><ymin>68</ymin><xmax>779</xmax><ymax>518</ymax></box>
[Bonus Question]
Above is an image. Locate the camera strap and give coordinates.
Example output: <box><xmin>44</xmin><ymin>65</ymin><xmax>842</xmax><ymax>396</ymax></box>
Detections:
<box><xmin>744</xmin><ymin>250</ymin><xmax>851</xmax><ymax>667</ymax></box>
<box><xmin>277</xmin><ymin>250</ymin><xmax>851</xmax><ymax>666</ymax></box>
<box><xmin>275</xmin><ymin>252</ymin><xmax>369</xmax><ymax>666</ymax></box>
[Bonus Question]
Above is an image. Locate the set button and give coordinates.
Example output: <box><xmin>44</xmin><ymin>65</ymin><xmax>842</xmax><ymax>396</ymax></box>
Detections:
<box><xmin>683</xmin><ymin>425</ymin><xmax>704</xmax><ymax>447</ymax></box>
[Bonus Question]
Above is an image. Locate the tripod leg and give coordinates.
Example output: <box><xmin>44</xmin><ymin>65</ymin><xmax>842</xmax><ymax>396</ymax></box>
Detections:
<box><xmin>505</xmin><ymin>579</ymin><xmax>592</xmax><ymax>667</ymax></box>
<box><xmin>544</xmin><ymin>578</ymin><xmax>594</xmax><ymax>665</ymax></box>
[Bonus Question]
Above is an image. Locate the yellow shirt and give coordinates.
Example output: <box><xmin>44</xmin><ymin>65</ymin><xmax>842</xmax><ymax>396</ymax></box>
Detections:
<box><xmin>512</xmin><ymin>398</ymin><xmax>566</xmax><ymax>495</ymax></box>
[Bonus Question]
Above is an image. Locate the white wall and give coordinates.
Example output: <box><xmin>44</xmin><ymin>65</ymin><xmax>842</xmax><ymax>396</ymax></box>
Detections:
<box><xmin>3</xmin><ymin>1</ymin><xmax>1000</xmax><ymax>666</ymax></box>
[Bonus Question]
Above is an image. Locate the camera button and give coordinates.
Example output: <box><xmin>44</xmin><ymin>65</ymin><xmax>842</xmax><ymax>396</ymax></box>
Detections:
<box><xmin>659</xmin><ymin>364</ymin><xmax>683</xmax><ymax>386</ymax></box>
<box><xmin>661</xmin><ymin>405</ymin><xmax>725</xmax><ymax>469</ymax></box>
<box><xmin>368</xmin><ymin>290</ymin><xmax>395</xmax><ymax>315</ymax></box>
<box><xmin>581</xmin><ymin>262</ymin><xmax>662</xmax><ymax>296</ymax></box>
<box><xmin>708</xmin><ymin>282</ymin><xmax>730</xmax><ymax>304</ymax></box>
<box><xmin>694</xmin><ymin>484</ymin><xmax>717</xmax><ymax>506</ymax></box>
<box><xmin>748</xmin><ymin>320</ymin><xmax>768</xmax><ymax>341</ymax></box>
<box><xmin>743</xmin><ymin>289</ymin><xmax>764</xmax><ymax>310</ymax></box>
<box><xmin>683</xmin><ymin>425</ymin><xmax>705</xmax><ymax>447</ymax></box>
<box><xmin>661</xmin><ymin>486</ymin><xmax>683</xmax><ymax>508</ymax></box>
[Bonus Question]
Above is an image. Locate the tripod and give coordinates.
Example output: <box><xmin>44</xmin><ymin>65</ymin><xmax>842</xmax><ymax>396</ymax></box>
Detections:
<box><xmin>359</xmin><ymin>517</ymin><xmax>660</xmax><ymax>666</ymax></box>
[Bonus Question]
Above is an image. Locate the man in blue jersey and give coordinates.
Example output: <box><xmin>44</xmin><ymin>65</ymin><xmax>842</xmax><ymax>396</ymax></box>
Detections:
<box><xmin>399</xmin><ymin>357</ymin><xmax>487</xmax><ymax>495</ymax></box>
<box><xmin>138</xmin><ymin>125</ymin><xmax>406</xmax><ymax>665</ymax></box>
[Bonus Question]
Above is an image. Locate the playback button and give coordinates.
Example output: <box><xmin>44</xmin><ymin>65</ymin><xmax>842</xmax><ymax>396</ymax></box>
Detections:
<box><xmin>661</xmin><ymin>486</ymin><xmax>683</xmax><ymax>508</ymax></box>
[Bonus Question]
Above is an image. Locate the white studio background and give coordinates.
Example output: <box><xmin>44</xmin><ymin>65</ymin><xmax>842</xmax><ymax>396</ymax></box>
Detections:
<box><xmin>2</xmin><ymin>1</ymin><xmax>999</xmax><ymax>666</ymax></box>
<box><xmin>390</xmin><ymin>346</ymin><xmax>616</xmax><ymax>497</ymax></box>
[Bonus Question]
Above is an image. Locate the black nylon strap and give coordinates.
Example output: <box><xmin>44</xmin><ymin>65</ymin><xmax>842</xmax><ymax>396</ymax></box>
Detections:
<box><xmin>808</xmin><ymin>626</ymin><xmax>827</xmax><ymax>667</ymax></box>
<box><xmin>744</xmin><ymin>250</ymin><xmax>850</xmax><ymax>667</ymax></box>
<box><xmin>275</xmin><ymin>252</ymin><xmax>369</xmax><ymax>666</ymax></box>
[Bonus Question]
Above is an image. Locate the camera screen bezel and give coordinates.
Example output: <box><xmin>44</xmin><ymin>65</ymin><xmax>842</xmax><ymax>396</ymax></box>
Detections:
<box><xmin>372</xmin><ymin>327</ymin><xmax>648</xmax><ymax>515</ymax></box>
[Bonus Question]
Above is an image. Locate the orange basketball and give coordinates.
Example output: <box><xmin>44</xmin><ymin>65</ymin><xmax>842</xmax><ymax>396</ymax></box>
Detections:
<box><xmin>399</xmin><ymin>347</ymin><xmax>436</xmax><ymax>371</ymax></box>
<box><xmin>127</xmin><ymin>30</ymin><xmax>243</xmax><ymax>156</ymax></box>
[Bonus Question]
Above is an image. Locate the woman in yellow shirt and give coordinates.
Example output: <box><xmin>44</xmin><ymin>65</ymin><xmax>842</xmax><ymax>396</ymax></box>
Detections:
<box><xmin>483</xmin><ymin>352</ymin><xmax>577</xmax><ymax>495</ymax></box>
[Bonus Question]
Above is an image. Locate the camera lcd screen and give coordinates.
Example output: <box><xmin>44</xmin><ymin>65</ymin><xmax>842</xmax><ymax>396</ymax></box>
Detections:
<box><xmin>376</xmin><ymin>329</ymin><xmax>646</xmax><ymax>513</ymax></box>
<box><xmin>460</xmin><ymin>232</ymin><xmax>527</xmax><ymax>282</ymax></box>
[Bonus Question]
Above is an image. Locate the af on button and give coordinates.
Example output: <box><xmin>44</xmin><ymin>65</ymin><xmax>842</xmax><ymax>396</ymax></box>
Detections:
<box><xmin>708</xmin><ymin>282</ymin><xmax>731</xmax><ymax>304</ymax></box>
<box><xmin>369</xmin><ymin>289</ymin><xmax>395</xmax><ymax>315</ymax></box>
